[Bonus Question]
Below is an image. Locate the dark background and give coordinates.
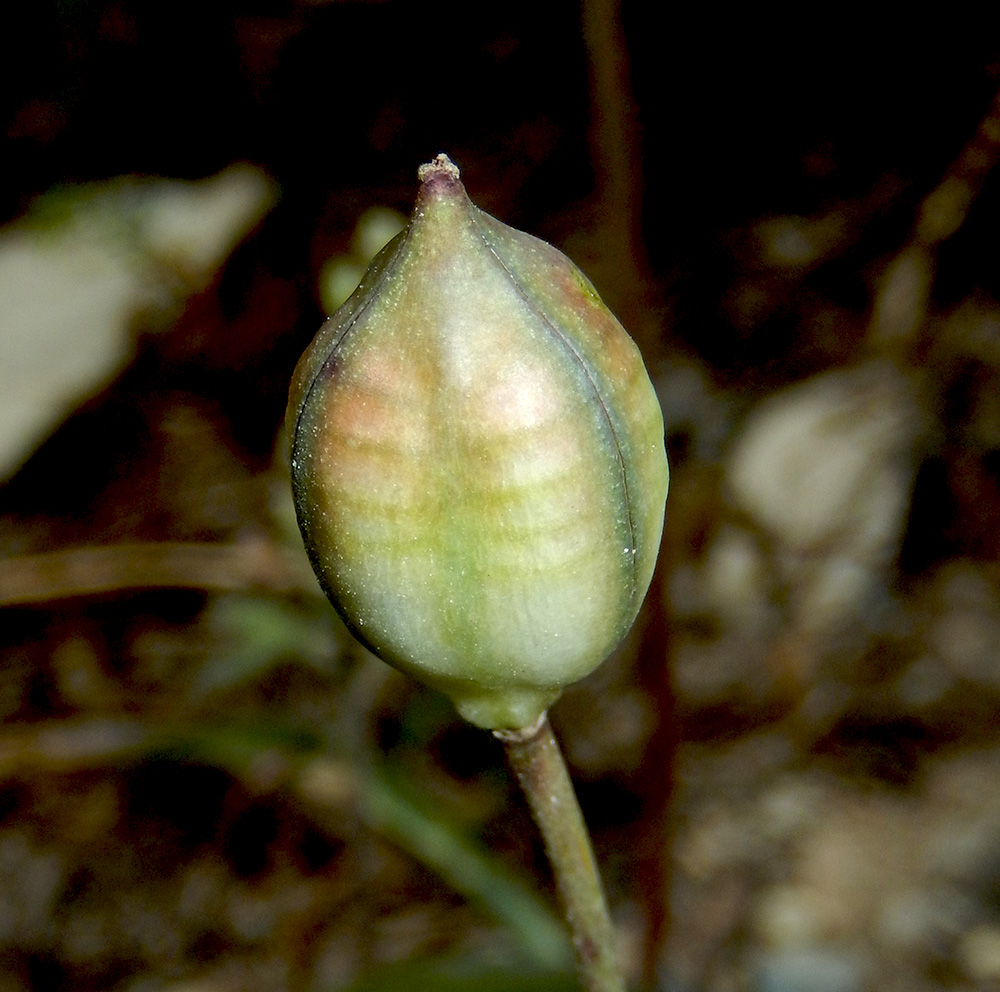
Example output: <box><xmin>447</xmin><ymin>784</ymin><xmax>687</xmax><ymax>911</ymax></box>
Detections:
<box><xmin>2</xmin><ymin>4</ymin><xmax>1000</xmax><ymax>991</ymax></box>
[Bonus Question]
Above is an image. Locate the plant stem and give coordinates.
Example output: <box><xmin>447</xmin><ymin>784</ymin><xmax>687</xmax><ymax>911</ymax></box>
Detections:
<box><xmin>496</xmin><ymin>713</ymin><xmax>626</xmax><ymax>992</ymax></box>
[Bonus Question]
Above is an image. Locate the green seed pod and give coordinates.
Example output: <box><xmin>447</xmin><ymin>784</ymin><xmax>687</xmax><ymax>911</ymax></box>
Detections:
<box><xmin>289</xmin><ymin>155</ymin><xmax>668</xmax><ymax>730</ymax></box>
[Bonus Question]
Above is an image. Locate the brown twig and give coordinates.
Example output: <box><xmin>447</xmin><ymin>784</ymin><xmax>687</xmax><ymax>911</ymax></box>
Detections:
<box><xmin>0</xmin><ymin>536</ymin><xmax>318</xmax><ymax>608</ymax></box>
<box><xmin>868</xmin><ymin>85</ymin><xmax>1000</xmax><ymax>349</ymax></box>
<box><xmin>0</xmin><ymin>717</ymin><xmax>151</xmax><ymax>779</ymax></box>
<box><xmin>581</xmin><ymin>0</ymin><xmax>644</xmax><ymax>265</ymax></box>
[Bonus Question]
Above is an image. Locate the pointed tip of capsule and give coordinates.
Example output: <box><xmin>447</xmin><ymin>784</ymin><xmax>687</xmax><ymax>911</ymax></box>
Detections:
<box><xmin>417</xmin><ymin>154</ymin><xmax>465</xmax><ymax>202</ymax></box>
<box><xmin>418</xmin><ymin>153</ymin><xmax>461</xmax><ymax>184</ymax></box>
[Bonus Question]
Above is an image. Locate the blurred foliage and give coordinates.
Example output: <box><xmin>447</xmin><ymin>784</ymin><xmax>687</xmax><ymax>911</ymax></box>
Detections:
<box><xmin>195</xmin><ymin>594</ymin><xmax>341</xmax><ymax>698</ymax></box>
<box><xmin>341</xmin><ymin>956</ymin><xmax>580</xmax><ymax>992</ymax></box>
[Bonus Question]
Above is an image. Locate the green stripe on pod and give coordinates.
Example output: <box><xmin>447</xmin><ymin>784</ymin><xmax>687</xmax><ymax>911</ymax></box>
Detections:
<box><xmin>289</xmin><ymin>154</ymin><xmax>668</xmax><ymax>730</ymax></box>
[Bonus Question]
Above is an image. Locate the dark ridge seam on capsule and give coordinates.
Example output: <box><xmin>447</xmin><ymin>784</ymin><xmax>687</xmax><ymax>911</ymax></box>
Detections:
<box><xmin>466</xmin><ymin>207</ymin><xmax>639</xmax><ymax>606</ymax></box>
<box><xmin>290</xmin><ymin>227</ymin><xmax>418</xmax><ymax>623</ymax></box>
<box><xmin>292</xmin><ymin>223</ymin><xmax>415</xmax><ymax>453</ymax></box>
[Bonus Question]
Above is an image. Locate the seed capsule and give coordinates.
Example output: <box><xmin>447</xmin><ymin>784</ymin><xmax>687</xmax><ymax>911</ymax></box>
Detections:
<box><xmin>289</xmin><ymin>155</ymin><xmax>668</xmax><ymax>730</ymax></box>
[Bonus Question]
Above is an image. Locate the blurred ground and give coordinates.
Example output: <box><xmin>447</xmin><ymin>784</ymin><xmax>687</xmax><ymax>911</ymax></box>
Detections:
<box><xmin>2</xmin><ymin>4</ymin><xmax>1000</xmax><ymax>991</ymax></box>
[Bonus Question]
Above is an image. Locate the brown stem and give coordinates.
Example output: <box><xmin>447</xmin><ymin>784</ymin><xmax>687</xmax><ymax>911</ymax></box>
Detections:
<box><xmin>496</xmin><ymin>713</ymin><xmax>625</xmax><ymax>992</ymax></box>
